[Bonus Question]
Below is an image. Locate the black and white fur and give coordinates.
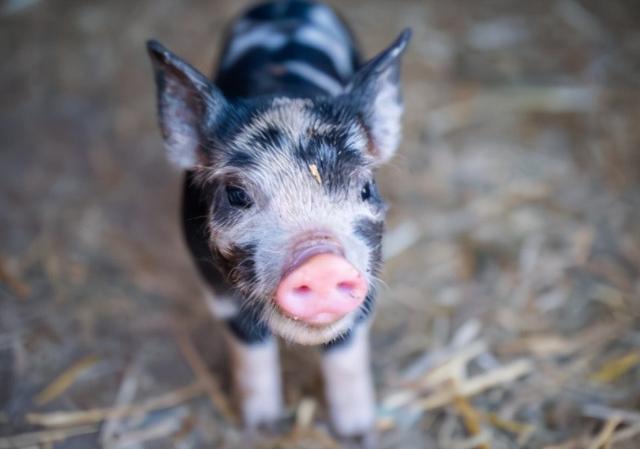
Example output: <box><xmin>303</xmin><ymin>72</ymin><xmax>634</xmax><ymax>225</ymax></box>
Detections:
<box><xmin>147</xmin><ymin>0</ymin><xmax>410</xmax><ymax>441</ymax></box>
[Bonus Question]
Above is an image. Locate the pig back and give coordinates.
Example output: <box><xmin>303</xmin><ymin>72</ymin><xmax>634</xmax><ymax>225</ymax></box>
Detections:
<box><xmin>214</xmin><ymin>0</ymin><xmax>361</xmax><ymax>99</ymax></box>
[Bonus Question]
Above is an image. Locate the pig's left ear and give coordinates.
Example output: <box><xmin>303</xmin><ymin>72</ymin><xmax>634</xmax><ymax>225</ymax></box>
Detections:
<box><xmin>147</xmin><ymin>40</ymin><xmax>227</xmax><ymax>168</ymax></box>
<box><xmin>346</xmin><ymin>29</ymin><xmax>411</xmax><ymax>164</ymax></box>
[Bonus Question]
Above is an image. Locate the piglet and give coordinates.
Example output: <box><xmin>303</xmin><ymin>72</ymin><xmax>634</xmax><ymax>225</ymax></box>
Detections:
<box><xmin>147</xmin><ymin>0</ymin><xmax>410</xmax><ymax>443</ymax></box>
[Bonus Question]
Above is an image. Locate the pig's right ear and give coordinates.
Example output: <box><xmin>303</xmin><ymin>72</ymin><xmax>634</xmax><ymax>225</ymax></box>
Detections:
<box><xmin>345</xmin><ymin>29</ymin><xmax>411</xmax><ymax>165</ymax></box>
<box><xmin>147</xmin><ymin>40</ymin><xmax>227</xmax><ymax>168</ymax></box>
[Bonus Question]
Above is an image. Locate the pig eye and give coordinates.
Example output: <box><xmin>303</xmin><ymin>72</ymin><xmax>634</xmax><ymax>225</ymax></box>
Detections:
<box><xmin>360</xmin><ymin>181</ymin><xmax>373</xmax><ymax>202</ymax></box>
<box><xmin>226</xmin><ymin>185</ymin><xmax>252</xmax><ymax>208</ymax></box>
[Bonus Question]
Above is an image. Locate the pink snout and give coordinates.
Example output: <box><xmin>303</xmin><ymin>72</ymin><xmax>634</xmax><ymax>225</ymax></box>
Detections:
<box><xmin>275</xmin><ymin>253</ymin><xmax>368</xmax><ymax>326</ymax></box>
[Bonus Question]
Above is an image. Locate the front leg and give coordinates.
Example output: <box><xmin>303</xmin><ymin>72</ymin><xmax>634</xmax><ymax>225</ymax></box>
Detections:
<box><xmin>225</xmin><ymin>331</ymin><xmax>284</xmax><ymax>428</ymax></box>
<box><xmin>321</xmin><ymin>322</ymin><xmax>376</xmax><ymax>441</ymax></box>
<box><xmin>207</xmin><ymin>294</ymin><xmax>284</xmax><ymax>428</ymax></box>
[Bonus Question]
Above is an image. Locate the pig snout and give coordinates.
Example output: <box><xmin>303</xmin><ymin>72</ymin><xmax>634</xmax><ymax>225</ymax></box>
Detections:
<box><xmin>275</xmin><ymin>236</ymin><xmax>368</xmax><ymax>326</ymax></box>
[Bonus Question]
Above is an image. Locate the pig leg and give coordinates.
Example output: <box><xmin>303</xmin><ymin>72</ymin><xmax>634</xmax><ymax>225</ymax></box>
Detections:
<box><xmin>205</xmin><ymin>293</ymin><xmax>284</xmax><ymax>428</ymax></box>
<box><xmin>321</xmin><ymin>321</ymin><xmax>376</xmax><ymax>441</ymax></box>
<box><xmin>225</xmin><ymin>332</ymin><xmax>283</xmax><ymax>428</ymax></box>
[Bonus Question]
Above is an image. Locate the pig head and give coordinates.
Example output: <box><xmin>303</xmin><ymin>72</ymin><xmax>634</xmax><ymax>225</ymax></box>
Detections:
<box><xmin>147</xmin><ymin>35</ymin><xmax>409</xmax><ymax>345</ymax></box>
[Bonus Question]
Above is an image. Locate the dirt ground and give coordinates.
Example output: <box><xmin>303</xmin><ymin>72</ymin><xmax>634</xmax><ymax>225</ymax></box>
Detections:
<box><xmin>1</xmin><ymin>1</ymin><xmax>639</xmax><ymax>448</ymax></box>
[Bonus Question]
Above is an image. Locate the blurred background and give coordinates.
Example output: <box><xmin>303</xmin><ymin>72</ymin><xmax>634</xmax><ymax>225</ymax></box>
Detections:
<box><xmin>1</xmin><ymin>1</ymin><xmax>639</xmax><ymax>448</ymax></box>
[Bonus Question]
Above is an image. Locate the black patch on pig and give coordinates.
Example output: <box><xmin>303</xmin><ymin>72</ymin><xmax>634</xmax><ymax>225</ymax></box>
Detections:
<box><xmin>226</xmin><ymin>302</ymin><xmax>271</xmax><ymax>343</ymax></box>
<box><xmin>182</xmin><ymin>172</ymin><xmax>233</xmax><ymax>296</ymax></box>
<box><xmin>354</xmin><ymin>218</ymin><xmax>384</xmax><ymax>276</ymax></box>
<box><xmin>245</xmin><ymin>0</ymin><xmax>314</xmax><ymax>20</ymax></box>
<box><xmin>249</xmin><ymin>126</ymin><xmax>286</xmax><ymax>151</ymax></box>
<box><xmin>276</xmin><ymin>43</ymin><xmax>343</xmax><ymax>81</ymax></box>
<box><xmin>322</xmin><ymin>327</ymin><xmax>353</xmax><ymax>350</ymax></box>
<box><xmin>215</xmin><ymin>48</ymin><xmax>273</xmax><ymax>98</ymax></box>
<box><xmin>209</xmin><ymin>100</ymin><xmax>256</xmax><ymax>144</ymax></box>
<box><xmin>227</xmin><ymin>150</ymin><xmax>258</xmax><ymax>169</ymax></box>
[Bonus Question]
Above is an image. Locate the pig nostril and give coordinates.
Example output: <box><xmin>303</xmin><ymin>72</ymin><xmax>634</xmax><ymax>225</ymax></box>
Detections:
<box><xmin>294</xmin><ymin>285</ymin><xmax>312</xmax><ymax>296</ymax></box>
<box><xmin>337</xmin><ymin>281</ymin><xmax>356</xmax><ymax>295</ymax></box>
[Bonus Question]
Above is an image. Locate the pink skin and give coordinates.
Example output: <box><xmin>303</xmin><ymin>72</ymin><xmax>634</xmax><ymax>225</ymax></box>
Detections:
<box><xmin>275</xmin><ymin>252</ymin><xmax>368</xmax><ymax>326</ymax></box>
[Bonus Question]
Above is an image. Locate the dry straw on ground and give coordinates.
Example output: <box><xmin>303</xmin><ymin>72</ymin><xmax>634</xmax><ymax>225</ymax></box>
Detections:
<box><xmin>1</xmin><ymin>0</ymin><xmax>639</xmax><ymax>448</ymax></box>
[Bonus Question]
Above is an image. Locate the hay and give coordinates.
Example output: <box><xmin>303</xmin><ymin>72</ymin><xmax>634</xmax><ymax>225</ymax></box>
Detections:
<box><xmin>1</xmin><ymin>0</ymin><xmax>639</xmax><ymax>448</ymax></box>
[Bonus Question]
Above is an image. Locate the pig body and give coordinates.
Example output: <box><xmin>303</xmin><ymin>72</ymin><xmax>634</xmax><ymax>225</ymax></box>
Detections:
<box><xmin>147</xmin><ymin>0</ymin><xmax>410</xmax><ymax>442</ymax></box>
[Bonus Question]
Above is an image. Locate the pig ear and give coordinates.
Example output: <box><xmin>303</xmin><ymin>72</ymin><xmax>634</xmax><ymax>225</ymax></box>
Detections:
<box><xmin>147</xmin><ymin>40</ymin><xmax>227</xmax><ymax>168</ymax></box>
<box><xmin>346</xmin><ymin>29</ymin><xmax>411</xmax><ymax>164</ymax></box>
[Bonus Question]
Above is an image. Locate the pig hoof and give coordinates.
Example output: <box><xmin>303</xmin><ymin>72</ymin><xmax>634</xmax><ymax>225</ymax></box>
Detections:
<box><xmin>243</xmin><ymin>415</ymin><xmax>287</xmax><ymax>439</ymax></box>
<box><xmin>325</xmin><ymin>374</ymin><xmax>376</xmax><ymax>445</ymax></box>
<box><xmin>331</xmin><ymin>406</ymin><xmax>376</xmax><ymax>448</ymax></box>
<box><xmin>242</xmin><ymin>401</ymin><xmax>284</xmax><ymax>432</ymax></box>
<box><xmin>338</xmin><ymin>430</ymin><xmax>378</xmax><ymax>449</ymax></box>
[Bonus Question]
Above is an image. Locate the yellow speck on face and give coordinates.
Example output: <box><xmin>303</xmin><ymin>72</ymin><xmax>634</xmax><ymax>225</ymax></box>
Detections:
<box><xmin>309</xmin><ymin>163</ymin><xmax>322</xmax><ymax>184</ymax></box>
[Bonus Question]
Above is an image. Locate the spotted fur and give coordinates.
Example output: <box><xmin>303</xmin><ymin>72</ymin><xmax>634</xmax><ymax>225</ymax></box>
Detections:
<box><xmin>147</xmin><ymin>0</ymin><xmax>410</xmax><ymax>436</ymax></box>
<box><xmin>149</xmin><ymin>0</ymin><xmax>409</xmax><ymax>342</ymax></box>
<box><xmin>149</xmin><ymin>0</ymin><xmax>409</xmax><ymax>343</ymax></box>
